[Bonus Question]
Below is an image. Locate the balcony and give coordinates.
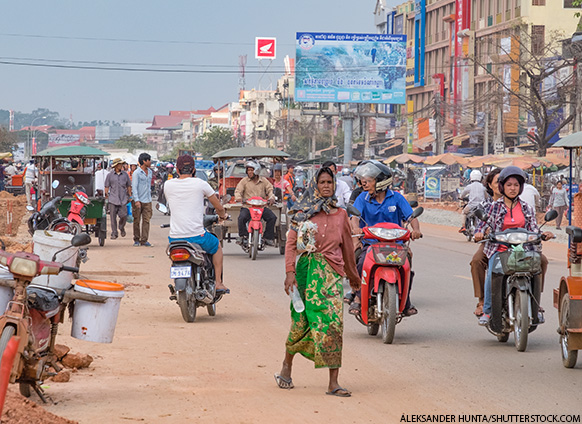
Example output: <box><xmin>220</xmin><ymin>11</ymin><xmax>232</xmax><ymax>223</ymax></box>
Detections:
<box><xmin>506</xmin><ymin>9</ymin><xmax>511</xmax><ymax>21</ymax></box>
<box><xmin>488</xmin><ymin>15</ymin><xmax>493</xmax><ymax>27</ymax></box>
<box><xmin>515</xmin><ymin>6</ymin><xmax>520</xmax><ymax>17</ymax></box>
<box><xmin>496</xmin><ymin>13</ymin><xmax>502</xmax><ymax>24</ymax></box>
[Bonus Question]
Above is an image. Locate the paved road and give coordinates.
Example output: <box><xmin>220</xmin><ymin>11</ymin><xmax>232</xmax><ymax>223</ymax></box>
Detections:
<box><xmin>45</xmin><ymin>211</ymin><xmax>581</xmax><ymax>423</ymax></box>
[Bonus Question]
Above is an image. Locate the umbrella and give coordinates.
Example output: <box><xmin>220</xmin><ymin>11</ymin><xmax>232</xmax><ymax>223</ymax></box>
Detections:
<box><xmin>465</xmin><ymin>155</ymin><xmax>498</xmax><ymax>168</ymax></box>
<box><xmin>384</xmin><ymin>153</ymin><xmax>424</xmax><ymax>165</ymax></box>
<box><xmin>423</xmin><ymin>153</ymin><xmax>469</xmax><ymax>166</ymax></box>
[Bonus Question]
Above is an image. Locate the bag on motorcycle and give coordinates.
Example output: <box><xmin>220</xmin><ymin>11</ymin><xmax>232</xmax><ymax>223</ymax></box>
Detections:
<box><xmin>27</xmin><ymin>286</ymin><xmax>60</xmax><ymax>312</ymax></box>
<box><xmin>497</xmin><ymin>250</ymin><xmax>541</xmax><ymax>275</ymax></box>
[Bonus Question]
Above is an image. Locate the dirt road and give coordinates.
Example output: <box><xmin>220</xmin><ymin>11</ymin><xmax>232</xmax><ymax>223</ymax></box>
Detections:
<box><xmin>38</xmin><ymin>212</ymin><xmax>581</xmax><ymax>423</ymax></box>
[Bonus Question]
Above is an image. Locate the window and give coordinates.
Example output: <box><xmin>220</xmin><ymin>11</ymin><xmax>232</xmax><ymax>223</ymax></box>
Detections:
<box><xmin>532</xmin><ymin>25</ymin><xmax>545</xmax><ymax>55</ymax></box>
<box><xmin>564</xmin><ymin>0</ymin><xmax>581</xmax><ymax>7</ymax></box>
<box><xmin>532</xmin><ymin>0</ymin><xmax>545</xmax><ymax>5</ymax></box>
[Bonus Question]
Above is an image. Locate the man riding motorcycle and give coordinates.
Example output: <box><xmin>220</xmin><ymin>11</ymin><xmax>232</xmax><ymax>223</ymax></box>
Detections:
<box><xmin>348</xmin><ymin>160</ymin><xmax>422</xmax><ymax>316</ymax></box>
<box><xmin>234</xmin><ymin>160</ymin><xmax>277</xmax><ymax>247</ymax></box>
<box><xmin>459</xmin><ymin>170</ymin><xmax>487</xmax><ymax>233</ymax></box>
<box><xmin>163</xmin><ymin>154</ymin><xmax>230</xmax><ymax>293</ymax></box>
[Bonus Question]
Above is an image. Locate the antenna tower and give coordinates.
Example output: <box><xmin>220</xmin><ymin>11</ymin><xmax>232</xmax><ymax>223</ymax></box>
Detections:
<box><xmin>9</xmin><ymin>110</ymin><xmax>13</xmax><ymax>131</ymax></box>
<box><xmin>239</xmin><ymin>55</ymin><xmax>247</xmax><ymax>91</ymax></box>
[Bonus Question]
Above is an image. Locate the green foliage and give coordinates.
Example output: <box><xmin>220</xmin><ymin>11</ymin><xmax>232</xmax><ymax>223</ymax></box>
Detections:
<box><xmin>194</xmin><ymin>127</ymin><xmax>237</xmax><ymax>158</ymax></box>
<box><xmin>159</xmin><ymin>142</ymin><xmax>194</xmax><ymax>162</ymax></box>
<box><xmin>0</xmin><ymin>127</ymin><xmax>19</xmax><ymax>154</ymax></box>
<box><xmin>114</xmin><ymin>135</ymin><xmax>148</xmax><ymax>153</ymax></box>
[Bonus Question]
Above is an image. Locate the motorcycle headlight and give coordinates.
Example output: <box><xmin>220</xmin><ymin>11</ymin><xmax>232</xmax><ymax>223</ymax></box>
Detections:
<box><xmin>247</xmin><ymin>198</ymin><xmax>267</xmax><ymax>206</ymax></box>
<box><xmin>10</xmin><ymin>257</ymin><xmax>38</xmax><ymax>277</ymax></box>
<box><xmin>368</xmin><ymin>227</ymin><xmax>408</xmax><ymax>241</ymax></box>
<box><xmin>494</xmin><ymin>233</ymin><xmax>530</xmax><ymax>244</ymax></box>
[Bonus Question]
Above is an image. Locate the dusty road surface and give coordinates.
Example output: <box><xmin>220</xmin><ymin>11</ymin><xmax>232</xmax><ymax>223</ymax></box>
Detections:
<box><xmin>32</xmin><ymin>211</ymin><xmax>581</xmax><ymax>423</ymax></box>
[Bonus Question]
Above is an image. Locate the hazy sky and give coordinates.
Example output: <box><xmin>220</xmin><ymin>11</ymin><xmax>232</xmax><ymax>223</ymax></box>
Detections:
<box><xmin>0</xmin><ymin>0</ymin><xmax>382</xmax><ymax>124</ymax></box>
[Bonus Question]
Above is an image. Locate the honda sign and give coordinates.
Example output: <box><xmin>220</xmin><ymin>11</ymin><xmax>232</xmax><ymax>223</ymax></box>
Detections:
<box><xmin>255</xmin><ymin>37</ymin><xmax>276</xmax><ymax>59</ymax></box>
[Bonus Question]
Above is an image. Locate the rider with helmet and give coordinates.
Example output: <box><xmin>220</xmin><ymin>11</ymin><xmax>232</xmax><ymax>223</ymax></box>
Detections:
<box><xmin>234</xmin><ymin>160</ymin><xmax>277</xmax><ymax>247</ymax></box>
<box><xmin>459</xmin><ymin>170</ymin><xmax>487</xmax><ymax>233</ymax></box>
<box><xmin>272</xmin><ymin>163</ymin><xmax>293</xmax><ymax>203</ymax></box>
<box><xmin>474</xmin><ymin>166</ymin><xmax>553</xmax><ymax>326</ymax></box>
<box><xmin>348</xmin><ymin>160</ymin><xmax>422</xmax><ymax>316</ymax></box>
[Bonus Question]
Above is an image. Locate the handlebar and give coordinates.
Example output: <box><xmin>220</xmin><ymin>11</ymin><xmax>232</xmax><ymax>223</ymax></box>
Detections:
<box><xmin>161</xmin><ymin>224</ymin><xmax>170</xmax><ymax>228</ymax></box>
<box><xmin>61</xmin><ymin>265</ymin><xmax>79</xmax><ymax>273</ymax></box>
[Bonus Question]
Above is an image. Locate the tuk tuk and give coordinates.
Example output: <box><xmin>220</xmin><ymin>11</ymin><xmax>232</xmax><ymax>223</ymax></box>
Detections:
<box><xmin>34</xmin><ymin>145</ymin><xmax>110</xmax><ymax>246</ymax></box>
<box><xmin>211</xmin><ymin>147</ymin><xmax>290</xmax><ymax>256</ymax></box>
<box><xmin>551</xmin><ymin>133</ymin><xmax>582</xmax><ymax>367</ymax></box>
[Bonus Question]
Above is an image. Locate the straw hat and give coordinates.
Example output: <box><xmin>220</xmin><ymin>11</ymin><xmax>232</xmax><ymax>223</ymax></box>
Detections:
<box><xmin>111</xmin><ymin>157</ymin><xmax>126</xmax><ymax>167</ymax></box>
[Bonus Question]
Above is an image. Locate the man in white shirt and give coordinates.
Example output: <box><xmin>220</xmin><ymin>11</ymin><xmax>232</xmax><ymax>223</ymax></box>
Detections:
<box><xmin>24</xmin><ymin>160</ymin><xmax>38</xmax><ymax>207</ymax></box>
<box><xmin>459</xmin><ymin>170</ymin><xmax>486</xmax><ymax>232</ymax></box>
<box><xmin>164</xmin><ymin>154</ymin><xmax>229</xmax><ymax>293</ymax></box>
<box><xmin>322</xmin><ymin>160</ymin><xmax>352</xmax><ymax>208</ymax></box>
<box><xmin>521</xmin><ymin>178</ymin><xmax>541</xmax><ymax>213</ymax></box>
<box><xmin>94</xmin><ymin>160</ymin><xmax>110</xmax><ymax>196</ymax></box>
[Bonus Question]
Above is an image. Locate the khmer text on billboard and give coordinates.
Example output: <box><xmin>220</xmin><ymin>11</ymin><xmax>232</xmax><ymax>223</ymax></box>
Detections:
<box><xmin>295</xmin><ymin>32</ymin><xmax>406</xmax><ymax>104</ymax></box>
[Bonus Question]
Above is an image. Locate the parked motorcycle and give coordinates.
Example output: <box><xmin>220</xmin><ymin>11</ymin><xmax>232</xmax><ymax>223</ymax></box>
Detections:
<box><xmin>0</xmin><ymin>233</ymin><xmax>101</xmax><ymax>404</ymax></box>
<box><xmin>27</xmin><ymin>181</ymin><xmax>73</xmax><ymax>235</ymax></box>
<box><xmin>63</xmin><ymin>178</ymin><xmax>91</xmax><ymax>235</ymax></box>
<box><xmin>158</xmin><ymin>203</ymin><xmax>227</xmax><ymax>323</ymax></box>
<box><xmin>241</xmin><ymin>196</ymin><xmax>267</xmax><ymax>260</ymax></box>
<box><xmin>348</xmin><ymin>204</ymin><xmax>424</xmax><ymax>344</ymax></box>
<box><xmin>474</xmin><ymin>208</ymin><xmax>557</xmax><ymax>352</ymax></box>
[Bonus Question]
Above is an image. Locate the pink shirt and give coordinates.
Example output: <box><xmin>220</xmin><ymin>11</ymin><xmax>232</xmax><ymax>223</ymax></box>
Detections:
<box><xmin>285</xmin><ymin>208</ymin><xmax>359</xmax><ymax>282</ymax></box>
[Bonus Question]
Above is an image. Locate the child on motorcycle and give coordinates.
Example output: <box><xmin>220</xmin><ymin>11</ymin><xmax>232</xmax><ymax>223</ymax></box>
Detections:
<box><xmin>474</xmin><ymin>166</ymin><xmax>553</xmax><ymax>326</ymax></box>
<box><xmin>347</xmin><ymin>160</ymin><xmax>422</xmax><ymax>316</ymax></box>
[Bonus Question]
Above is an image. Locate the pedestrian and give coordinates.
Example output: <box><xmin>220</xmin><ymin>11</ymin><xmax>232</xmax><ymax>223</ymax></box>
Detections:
<box><xmin>4</xmin><ymin>160</ymin><xmax>17</xmax><ymax>179</ymax></box>
<box><xmin>521</xmin><ymin>177</ymin><xmax>541</xmax><ymax>213</ymax></box>
<box><xmin>322</xmin><ymin>161</ymin><xmax>351</xmax><ymax>208</ymax></box>
<box><xmin>549</xmin><ymin>180</ymin><xmax>569</xmax><ymax>230</ymax></box>
<box><xmin>132</xmin><ymin>153</ymin><xmax>154</xmax><ymax>247</ymax></box>
<box><xmin>24</xmin><ymin>160</ymin><xmax>38</xmax><ymax>207</ymax></box>
<box><xmin>274</xmin><ymin>166</ymin><xmax>360</xmax><ymax>397</ymax></box>
<box><xmin>94</xmin><ymin>160</ymin><xmax>109</xmax><ymax>196</ymax></box>
<box><xmin>104</xmin><ymin>158</ymin><xmax>131</xmax><ymax>240</ymax></box>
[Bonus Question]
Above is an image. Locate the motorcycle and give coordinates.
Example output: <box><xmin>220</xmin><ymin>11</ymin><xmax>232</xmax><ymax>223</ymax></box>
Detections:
<box><xmin>0</xmin><ymin>233</ymin><xmax>101</xmax><ymax>404</ymax></box>
<box><xmin>459</xmin><ymin>196</ymin><xmax>478</xmax><ymax>242</ymax></box>
<box><xmin>157</xmin><ymin>202</ymin><xmax>227</xmax><ymax>323</ymax></box>
<box><xmin>348</xmin><ymin>204</ymin><xmax>424</xmax><ymax>344</ymax></box>
<box><xmin>241</xmin><ymin>196</ymin><xmax>267</xmax><ymax>261</ymax></box>
<box><xmin>63</xmin><ymin>177</ymin><xmax>91</xmax><ymax>235</ymax></box>
<box><xmin>27</xmin><ymin>181</ymin><xmax>73</xmax><ymax>235</ymax></box>
<box><xmin>474</xmin><ymin>208</ymin><xmax>557</xmax><ymax>352</ymax></box>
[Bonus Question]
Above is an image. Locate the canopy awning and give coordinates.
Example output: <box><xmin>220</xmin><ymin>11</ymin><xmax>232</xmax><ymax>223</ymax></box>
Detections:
<box><xmin>553</xmin><ymin>131</ymin><xmax>582</xmax><ymax>149</ymax></box>
<box><xmin>34</xmin><ymin>145</ymin><xmax>110</xmax><ymax>157</ymax></box>
<box><xmin>424</xmin><ymin>153</ymin><xmax>469</xmax><ymax>166</ymax></box>
<box><xmin>212</xmin><ymin>147</ymin><xmax>290</xmax><ymax>160</ymax></box>
<box><xmin>384</xmin><ymin>153</ymin><xmax>424</xmax><ymax>165</ymax></box>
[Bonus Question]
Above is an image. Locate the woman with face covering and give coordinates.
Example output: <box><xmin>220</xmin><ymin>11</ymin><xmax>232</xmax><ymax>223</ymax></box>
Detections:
<box><xmin>274</xmin><ymin>167</ymin><xmax>360</xmax><ymax>397</ymax></box>
<box><xmin>474</xmin><ymin>166</ymin><xmax>553</xmax><ymax>326</ymax></box>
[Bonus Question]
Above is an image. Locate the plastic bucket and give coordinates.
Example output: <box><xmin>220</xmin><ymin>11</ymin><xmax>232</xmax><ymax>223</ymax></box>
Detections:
<box><xmin>31</xmin><ymin>230</ymin><xmax>79</xmax><ymax>290</ymax></box>
<box><xmin>71</xmin><ymin>280</ymin><xmax>124</xmax><ymax>343</ymax></box>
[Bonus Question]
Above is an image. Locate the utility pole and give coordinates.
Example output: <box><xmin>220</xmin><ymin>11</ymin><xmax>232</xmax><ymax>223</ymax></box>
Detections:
<box><xmin>494</xmin><ymin>91</ymin><xmax>504</xmax><ymax>155</ymax></box>
<box><xmin>483</xmin><ymin>107</ymin><xmax>489</xmax><ymax>156</ymax></box>
<box><xmin>434</xmin><ymin>93</ymin><xmax>444</xmax><ymax>155</ymax></box>
<box><xmin>363</xmin><ymin>104</ymin><xmax>370</xmax><ymax>160</ymax></box>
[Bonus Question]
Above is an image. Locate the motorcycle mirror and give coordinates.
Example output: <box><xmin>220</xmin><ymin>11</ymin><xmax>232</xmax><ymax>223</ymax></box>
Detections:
<box><xmin>409</xmin><ymin>200</ymin><xmax>419</xmax><ymax>208</ymax></box>
<box><xmin>347</xmin><ymin>204</ymin><xmax>361</xmax><ymax>217</ymax></box>
<box><xmin>221</xmin><ymin>194</ymin><xmax>232</xmax><ymax>205</ymax></box>
<box><xmin>52</xmin><ymin>180</ymin><xmax>60</xmax><ymax>189</ymax></box>
<box><xmin>544</xmin><ymin>209</ymin><xmax>558</xmax><ymax>222</ymax></box>
<box><xmin>68</xmin><ymin>176</ymin><xmax>76</xmax><ymax>184</ymax></box>
<box><xmin>26</xmin><ymin>205</ymin><xmax>35</xmax><ymax>212</ymax></box>
<box><xmin>71</xmin><ymin>233</ymin><xmax>92</xmax><ymax>247</ymax></box>
<box><xmin>474</xmin><ymin>208</ymin><xmax>487</xmax><ymax>222</ymax></box>
<box><xmin>156</xmin><ymin>203</ymin><xmax>168</xmax><ymax>214</ymax></box>
<box><xmin>410</xmin><ymin>207</ymin><xmax>424</xmax><ymax>220</ymax></box>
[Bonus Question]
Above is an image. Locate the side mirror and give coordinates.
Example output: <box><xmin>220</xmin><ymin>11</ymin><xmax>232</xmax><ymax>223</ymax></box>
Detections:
<box><xmin>544</xmin><ymin>209</ymin><xmax>558</xmax><ymax>222</ymax></box>
<box><xmin>156</xmin><ymin>203</ymin><xmax>169</xmax><ymax>214</ymax></box>
<box><xmin>71</xmin><ymin>233</ymin><xmax>91</xmax><ymax>247</ymax></box>
<box><xmin>26</xmin><ymin>205</ymin><xmax>35</xmax><ymax>212</ymax></box>
<box><xmin>68</xmin><ymin>176</ymin><xmax>76</xmax><ymax>184</ymax></box>
<box><xmin>221</xmin><ymin>194</ymin><xmax>232</xmax><ymax>205</ymax></box>
<box><xmin>347</xmin><ymin>204</ymin><xmax>361</xmax><ymax>217</ymax></box>
<box><xmin>409</xmin><ymin>200</ymin><xmax>419</xmax><ymax>208</ymax></box>
<box><xmin>410</xmin><ymin>207</ymin><xmax>424</xmax><ymax>220</ymax></box>
<box><xmin>474</xmin><ymin>208</ymin><xmax>487</xmax><ymax>222</ymax></box>
<box><xmin>52</xmin><ymin>180</ymin><xmax>60</xmax><ymax>189</ymax></box>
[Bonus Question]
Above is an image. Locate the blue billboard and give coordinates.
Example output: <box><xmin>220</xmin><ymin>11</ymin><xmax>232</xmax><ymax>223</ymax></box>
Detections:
<box><xmin>295</xmin><ymin>32</ymin><xmax>407</xmax><ymax>104</ymax></box>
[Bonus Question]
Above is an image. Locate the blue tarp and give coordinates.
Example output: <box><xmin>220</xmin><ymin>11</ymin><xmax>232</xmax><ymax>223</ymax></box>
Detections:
<box><xmin>196</xmin><ymin>160</ymin><xmax>214</xmax><ymax>169</ymax></box>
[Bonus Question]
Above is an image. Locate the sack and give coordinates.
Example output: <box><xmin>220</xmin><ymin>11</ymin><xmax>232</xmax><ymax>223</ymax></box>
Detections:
<box><xmin>498</xmin><ymin>250</ymin><xmax>541</xmax><ymax>274</ymax></box>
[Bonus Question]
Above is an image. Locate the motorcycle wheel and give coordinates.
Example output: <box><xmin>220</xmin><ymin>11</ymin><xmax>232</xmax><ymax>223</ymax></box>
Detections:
<box><xmin>560</xmin><ymin>294</ymin><xmax>578</xmax><ymax>368</ymax></box>
<box><xmin>19</xmin><ymin>382</ymin><xmax>31</xmax><ymax>397</ymax></box>
<box><xmin>207</xmin><ymin>303</ymin><xmax>216</xmax><ymax>316</ymax></box>
<box><xmin>381</xmin><ymin>283</ymin><xmax>398</xmax><ymax>344</ymax></box>
<box><xmin>70</xmin><ymin>222</ymin><xmax>83</xmax><ymax>235</ymax></box>
<box><xmin>99</xmin><ymin>231</ymin><xmax>106</xmax><ymax>247</ymax></box>
<box><xmin>251</xmin><ymin>229</ymin><xmax>259</xmax><ymax>261</ymax></box>
<box><xmin>177</xmin><ymin>277</ymin><xmax>197</xmax><ymax>323</ymax></box>
<box><xmin>514</xmin><ymin>291</ymin><xmax>529</xmax><ymax>352</ymax></box>
<box><xmin>367</xmin><ymin>323</ymin><xmax>379</xmax><ymax>336</ymax></box>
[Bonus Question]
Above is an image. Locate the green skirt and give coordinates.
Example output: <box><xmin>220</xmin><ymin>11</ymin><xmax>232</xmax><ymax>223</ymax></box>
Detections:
<box><xmin>285</xmin><ymin>252</ymin><xmax>344</xmax><ymax>369</ymax></box>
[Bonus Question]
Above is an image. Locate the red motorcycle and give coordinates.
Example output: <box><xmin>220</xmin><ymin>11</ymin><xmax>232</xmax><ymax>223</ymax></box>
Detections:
<box><xmin>349</xmin><ymin>205</ymin><xmax>423</xmax><ymax>344</ymax></box>
<box><xmin>242</xmin><ymin>196</ymin><xmax>267</xmax><ymax>260</ymax></box>
<box><xmin>66</xmin><ymin>187</ymin><xmax>90</xmax><ymax>235</ymax></box>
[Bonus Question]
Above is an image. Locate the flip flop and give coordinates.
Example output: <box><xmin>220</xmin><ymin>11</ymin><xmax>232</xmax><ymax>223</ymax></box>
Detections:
<box><xmin>216</xmin><ymin>288</ymin><xmax>230</xmax><ymax>295</ymax></box>
<box><xmin>326</xmin><ymin>387</ymin><xmax>351</xmax><ymax>397</ymax></box>
<box><xmin>348</xmin><ymin>302</ymin><xmax>361</xmax><ymax>316</ymax></box>
<box><xmin>274</xmin><ymin>373</ymin><xmax>294</xmax><ymax>389</ymax></box>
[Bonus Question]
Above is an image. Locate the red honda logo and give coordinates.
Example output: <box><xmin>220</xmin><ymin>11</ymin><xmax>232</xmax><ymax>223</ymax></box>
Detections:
<box><xmin>255</xmin><ymin>37</ymin><xmax>276</xmax><ymax>59</ymax></box>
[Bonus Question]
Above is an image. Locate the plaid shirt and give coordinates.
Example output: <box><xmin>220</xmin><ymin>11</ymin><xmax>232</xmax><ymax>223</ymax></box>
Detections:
<box><xmin>476</xmin><ymin>198</ymin><xmax>539</xmax><ymax>258</ymax></box>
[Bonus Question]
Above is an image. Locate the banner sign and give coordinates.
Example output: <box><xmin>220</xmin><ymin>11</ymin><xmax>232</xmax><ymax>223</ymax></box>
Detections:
<box><xmin>295</xmin><ymin>32</ymin><xmax>406</xmax><ymax>104</ymax></box>
<box><xmin>48</xmin><ymin>133</ymin><xmax>81</xmax><ymax>147</ymax></box>
<box><xmin>424</xmin><ymin>169</ymin><xmax>442</xmax><ymax>199</ymax></box>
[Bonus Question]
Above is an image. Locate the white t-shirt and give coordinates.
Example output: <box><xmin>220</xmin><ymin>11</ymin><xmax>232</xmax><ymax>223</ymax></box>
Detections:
<box><xmin>94</xmin><ymin>169</ymin><xmax>110</xmax><ymax>195</ymax></box>
<box><xmin>521</xmin><ymin>184</ymin><xmax>540</xmax><ymax>212</ymax></box>
<box><xmin>335</xmin><ymin>178</ymin><xmax>352</xmax><ymax>208</ymax></box>
<box><xmin>164</xmin><ymin>177</ymin><xmax>215</xmax><ymax>238</ymax></box>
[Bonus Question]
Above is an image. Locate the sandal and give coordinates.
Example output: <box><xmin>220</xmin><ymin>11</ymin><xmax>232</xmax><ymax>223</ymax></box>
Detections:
<box><xmin>326</xmin><ymin>387</ymin><xmax>351</xmax><ymax>397</ymax></box>
<box><xmin>274</xmin><ymin>373</ymin><xmax>294</xmax><ymax>390</ymax></box>
<box><xmin>474</xmin><ymin>301</ymin><xmax>484</xmax><ymax>317</ymax></box>
<box><xmin>348</xmin><ymin>302</ymin><xmax>361</xmax><ymax>316</ymax></box>
<box><xmin>402</xmin><ymin>306</ymin><xmax>418</xmax><ymax>316</ymax></box>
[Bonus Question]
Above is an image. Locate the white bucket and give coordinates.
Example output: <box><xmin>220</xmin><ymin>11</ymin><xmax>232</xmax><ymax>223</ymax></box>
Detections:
<box><xmin>0</xmin><ymin>265</ymin><xmax>14</xmax><ymax>314</ymax></box>
<box><xmin>31</xmin><ymin>230</ymin><xmax>79</xmax><ymax>290</ymax></box>
<box><xmin>71</xmin><ymin>280</ymin><xmax>124</xmax><ymax>343</ymax></box>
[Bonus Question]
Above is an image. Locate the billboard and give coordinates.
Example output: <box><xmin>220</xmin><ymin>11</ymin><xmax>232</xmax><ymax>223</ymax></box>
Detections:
<box><xmin>295</xmin><ymin>32</ymin><xmax>406</xmax><ymax>104</ymax></box>
<box><xmin>255</xmin><ymin>37</ymin><xmax>276</xmax><ymax>60</ymax></box>
<box><xmin>48</xmin><ymin>133</ymin><xmax>81</xmax><ymax>147</ymax></box>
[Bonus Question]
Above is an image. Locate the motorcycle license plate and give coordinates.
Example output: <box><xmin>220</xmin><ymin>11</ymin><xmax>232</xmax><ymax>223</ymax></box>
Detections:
<box><xmin>170</xmin><ymin>266</ymin><xmax>191</xmax><ymax>279</ymax></box>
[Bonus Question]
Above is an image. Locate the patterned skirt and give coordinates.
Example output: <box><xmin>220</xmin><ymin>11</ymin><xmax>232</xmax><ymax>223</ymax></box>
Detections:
<box><xmin>285</xmin><ymin>252</ymin><xmax>344</xmax><ymax>369</ymax></box>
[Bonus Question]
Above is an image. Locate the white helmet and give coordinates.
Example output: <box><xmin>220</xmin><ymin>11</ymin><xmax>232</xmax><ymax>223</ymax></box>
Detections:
<box><xmin>245</xmin><ymin>160</ymin><xmax>260</xmax><ymax>173</ymax></box>
<box><xmin>295</xmin><ymin>165</ymin><xmax>304</xmax><ymax>172</ymax></box>
<box><xmin>470</xmin><ymin>170</ymin><xmax>482</xmax><ymax>182</ymax></box>
<box><xmin>341</xmin><ymin>168</ymin><xmax>351</xmax><ymax>176</ymax></box>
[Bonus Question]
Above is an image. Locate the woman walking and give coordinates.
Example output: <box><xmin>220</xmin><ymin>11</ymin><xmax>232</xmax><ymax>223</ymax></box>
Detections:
<box><xmin>550</xmin><ymin>180</ymin><xmax>569</xmax><ymax>230</ymax></box>
<box><xmin>275</xmin><ymin>167</ymin><xmax>360</xmax><ymax>397</ymax></box>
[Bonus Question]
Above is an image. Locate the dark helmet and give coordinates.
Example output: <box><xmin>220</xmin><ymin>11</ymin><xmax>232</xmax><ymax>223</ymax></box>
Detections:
<box><xmin>498</xmin><ymin>166</ymin><xmax>526</xmax><ymax>199</ymax></box>
<box><xmin>354</xmin><ymin>160</ymin><xmax>393</xmax><ymax>192</ymax></box>
<box><xmin>273</xmin><ymin>163</ymin><xmax>283</xmax><ymax>172</ymax></box>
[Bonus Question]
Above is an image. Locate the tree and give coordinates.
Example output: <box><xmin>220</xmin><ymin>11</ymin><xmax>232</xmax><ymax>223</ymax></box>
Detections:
<box><xmin>194</xmin><ymin>127</ymin><xmax>237</xmax><ymax>158</ymax></box>
<box><xmin>472</xmin><ymin>26</ymin><xmax>576</xmax><ymax>156</ymax></box>
<box><xmin>0</xmin><ymin>127</ymin><xmax>19</xmax><ymax>154</ymax></box>
<box><xmin>115</xmin><ymin>135</ymin><xmax>148</xmax><ymax>153</ymax></box>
